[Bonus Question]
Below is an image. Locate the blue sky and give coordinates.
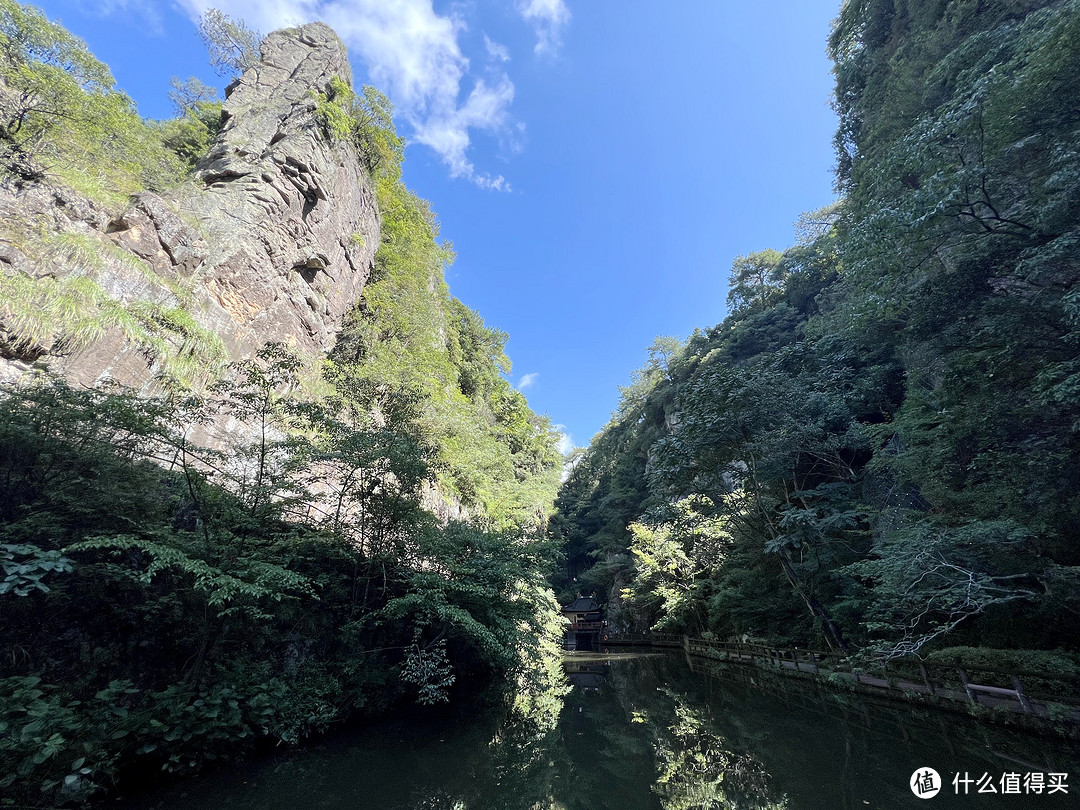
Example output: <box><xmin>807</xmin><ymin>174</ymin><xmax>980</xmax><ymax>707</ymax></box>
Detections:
<box><xmin>33</xmin><ymin>0</ymin><xmax>841</xmax><ymax>451</ymax></box>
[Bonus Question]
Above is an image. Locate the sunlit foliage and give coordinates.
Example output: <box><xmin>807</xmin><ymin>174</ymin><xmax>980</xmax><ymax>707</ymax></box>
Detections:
<box><xmin>552</xmin><ymin>0</ymin><xmax>1080</xmax><ymax>661</ymax></box>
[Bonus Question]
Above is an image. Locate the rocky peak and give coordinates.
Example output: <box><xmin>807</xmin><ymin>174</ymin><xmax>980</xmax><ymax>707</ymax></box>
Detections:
<box><xmin>0</xmin><ymin>22</ymin><xmax>379</xmax><ymax>389</ymax></box>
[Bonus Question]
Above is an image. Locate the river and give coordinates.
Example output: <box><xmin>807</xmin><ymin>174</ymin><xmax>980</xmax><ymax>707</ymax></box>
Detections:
<box><xmin>117</xmin><ymin>650</ymin><xmax>1079</xmax><ymax>809</ymax></box>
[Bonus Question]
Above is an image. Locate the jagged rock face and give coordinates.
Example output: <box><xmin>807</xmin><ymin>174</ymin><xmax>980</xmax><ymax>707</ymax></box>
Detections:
<box><xmin>186</xmin><ymin>23</ymin><xmax>377</xmax><ymax>361</ymax></box>
<box><xmin>0</xmin><ymin>22</ymin><xmax>379</xmax><ymax>389</ymax></box>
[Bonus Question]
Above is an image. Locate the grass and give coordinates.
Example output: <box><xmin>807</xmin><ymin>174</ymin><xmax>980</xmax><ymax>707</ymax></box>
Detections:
<box><xmin>0</xmin><ymin>227</ymin><xmax>227</xmax><ymax>384</ymax></box>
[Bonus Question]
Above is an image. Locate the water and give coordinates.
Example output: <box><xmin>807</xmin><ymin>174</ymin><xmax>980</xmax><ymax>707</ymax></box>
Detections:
<box><xmin>115</xmin><ymin>651</ymin><xmax>1080</xmax><ymax>809</ymax></box>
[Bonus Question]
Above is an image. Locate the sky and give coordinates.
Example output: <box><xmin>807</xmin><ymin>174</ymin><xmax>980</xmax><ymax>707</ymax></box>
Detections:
<box><xmin>32</xmin><ymin>0</ymin><xmax>842</xmax><ymax>452</ymax></box>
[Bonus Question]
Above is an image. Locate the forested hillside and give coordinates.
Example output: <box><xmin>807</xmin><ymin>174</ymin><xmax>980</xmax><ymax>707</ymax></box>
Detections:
<box><xmin>552</xmin><ymin>0</ymin><xmax>1080</xmax><ymax>663</ymax></box>
<box><xmin>0</xmin><ymin>3</ymin><xmax>563</xmax><ymax>804</ymax></box>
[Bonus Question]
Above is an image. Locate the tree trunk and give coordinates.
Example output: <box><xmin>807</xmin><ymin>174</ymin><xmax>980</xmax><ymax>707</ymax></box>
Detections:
<box><xmin>776</xmin><ymin>549</ymin><xmax>850</xmax><ymax>653</ymax></box>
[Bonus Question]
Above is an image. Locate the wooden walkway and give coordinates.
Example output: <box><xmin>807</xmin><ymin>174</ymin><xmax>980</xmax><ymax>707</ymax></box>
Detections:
<box><xmin>602</xmin><ymin>634</ymin><xmax>1080</xmax><ymax>726</ymax></box>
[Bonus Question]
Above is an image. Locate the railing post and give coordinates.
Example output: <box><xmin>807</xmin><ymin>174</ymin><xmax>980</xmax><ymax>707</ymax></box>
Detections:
<box><xmin>958</xmin><ymin>668</ymin><xmax>978</xmax><ymax>704</ymax></box>
<box><xmin>919</xmin><ymin>664</ymin><xmax>935</xmax><ymax>697</ymax></box>
<box><xmin>1012</xmin><ymin>676</ymin><xmax>1034</xmax><ymax>714</ymax></box>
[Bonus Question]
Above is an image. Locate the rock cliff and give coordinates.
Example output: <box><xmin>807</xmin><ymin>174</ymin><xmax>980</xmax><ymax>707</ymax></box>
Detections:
<box><xmin>0</xmin><ymin>22</ymin><xmax>378</xmax><ymax>390</ymax></box>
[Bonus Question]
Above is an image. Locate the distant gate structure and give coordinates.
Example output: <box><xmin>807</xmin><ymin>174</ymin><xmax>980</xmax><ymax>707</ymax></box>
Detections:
<box><xmin>562</xmin><ymin>596</ymin><xmax>604</xmax><ymax>651</ymax></box>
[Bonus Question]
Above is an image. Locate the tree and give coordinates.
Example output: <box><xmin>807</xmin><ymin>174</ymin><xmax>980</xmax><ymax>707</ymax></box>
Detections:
<box><xmin>847</xmin><ymin>520</ymin><xmax>1042</xmax><ymax>661</ymax></box>
<box><xmin>0</xmin><ymin>0</ymin><xmax>111</xmax><ymax>89</ymax></box>
<box><xmin>168</xmin><ymin>75</ymin><xmax>217</xmax><ymax>116</ymax></box>
<box><xmin>208</xmin><ymin>343</ymin><xmax>309</xmax><ymax>519</ymax></box>
<box><xmin>725</xmin><ymin>250</ymin><xmax>785</xmax><ymax>315</ymax></box>
<box><xmin>157</xmin><ymin>76</ymin><xmax>222</xmax><ymax>168</ymax></box>
<box><xmin>197</xmin><ymin>8</ymin><xmax>261</xmax><ymax>77</ymax></box>
<box><xmin>0</xmin><ymin>0</ymin><xmax>183</xmax><ymax>189</ymax></box>
<box><xmin>615</xmin><ymin>335</ymin><xmax>683</xmax><ymax>417</ymax></box>
<box><xmin>0</xmin><ymin>0</ymin><xmax>111</xmax><ymax>175</ymax></box>
<box><xmin>627</xmin><ymin>496</ymin><xmax>731</xmax><ymax>635</ymax></box>
<box><xmin>314</xmin><ymin>77</ymin><xmax>404</xmax><ymax>178</ymax></box>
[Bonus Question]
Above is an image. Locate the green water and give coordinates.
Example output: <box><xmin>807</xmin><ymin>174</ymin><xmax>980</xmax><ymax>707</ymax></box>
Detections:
<box><xmin>117</xmin><ymin>651</ymin><xmax>1079</xmax><ymax>809</ymax></box>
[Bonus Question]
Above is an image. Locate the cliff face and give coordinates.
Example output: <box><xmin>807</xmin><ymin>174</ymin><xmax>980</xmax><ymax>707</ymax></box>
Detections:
<box><xmin>0</xmin><ymin>22</ymin><xmax>378</xmax><ymax>389</ymax></box>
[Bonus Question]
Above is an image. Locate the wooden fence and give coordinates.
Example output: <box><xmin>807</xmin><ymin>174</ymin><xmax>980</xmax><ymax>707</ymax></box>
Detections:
<box><xmin>601</xmin><ymin>633</ymin><xmax>1079</xmax><ymax>722</ymax></box>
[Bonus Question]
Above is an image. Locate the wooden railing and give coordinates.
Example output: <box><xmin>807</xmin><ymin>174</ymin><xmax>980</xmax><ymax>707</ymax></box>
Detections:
<box><xmin>601</xmin><ymin>633</ymin><xmax>1079</xmax><ymax>722</ymax></box>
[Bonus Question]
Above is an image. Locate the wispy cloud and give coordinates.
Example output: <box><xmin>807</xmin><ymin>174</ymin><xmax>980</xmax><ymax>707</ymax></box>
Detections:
<box><xmin>483</xmin><ymin>33</ymin><xmax>510</xmax><ymax>63</ymax></box>
<box><xmin>517</xmin><ymin>0</ymin><xmax>570</xmax><ymax>55</ymax></box>
<box><xmin>174</xmin><ymin>0</ymin><xmax>516</xmax><ymax>189</ymax></box>
<box><xmin>554</xmin><ymin>424</ymin><xmax>578</xmax><ymax>481</ymax></box>
<box><xmin>412</xmin><ymin>75</ymin><xmax>514</xmax><ymax>189</ymax></box>
<box><xmin>516</xmin><ymin>372</ymin><xmax>539</xmax><ymax>391</ymax></box>
<box><xmin>556</xmin><ymin>430</ymin><xmax>576</xmax><ymax>455</ymax></box>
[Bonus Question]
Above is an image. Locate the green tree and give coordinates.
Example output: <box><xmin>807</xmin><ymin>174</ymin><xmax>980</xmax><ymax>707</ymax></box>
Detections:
<box><xmin>168</xmin><ymin>75</ymin><xmax>217</xmax><ymax>114</ymax></box>
<box><xmin>197</xmin><ymin>8</ymin><xmax>261</xmax><ymax>77</ymax></box>
<box><xmin>156</xmin><ymin>77</ymin><xmax>223</xmax><ymax>168</ymax></box>
<box><xmin>0</xmin><ymin>0</ymin><xmax>183</xmax><ymax>192</ymax></box>
<box><xmin>0</xmin><ymin>0</ymin><xmax>113</xmax><ymax>174</ymax></box>
<box><xmin>314</xmin><ymin>77</ymin><xmax>404</xmax><ymax>177</ymax></box>
<box><xmin>615</xmin><ymin>335</ymin><xmax>683</xmax><ymax>417</ymax></box>
<box><xmin>627</xmin><ymin>496</ymin><xmax>731</xmax><ymax>635</ymax></box>
<box><xmin>725</xmin><ymin>249</ymin><xmax>784</xmax><ymax>315</ymax></box>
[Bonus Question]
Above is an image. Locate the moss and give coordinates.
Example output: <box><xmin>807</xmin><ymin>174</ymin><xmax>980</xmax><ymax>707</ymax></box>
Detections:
<box><xmin>925</xmin><ymin>646</ymin><xmax>1080</xmax><ymax>675</ymax></box>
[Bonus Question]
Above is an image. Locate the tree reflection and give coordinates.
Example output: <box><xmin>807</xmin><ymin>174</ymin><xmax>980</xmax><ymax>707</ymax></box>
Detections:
<box><xmin>646</xmin><ymin>686</ymin><xmax>787</xmax><ymax>810</ymax></box>
<box><xmin>550</xmin><ymin>656</ymin><xmax>788</xmax><ymax>810</ymax></box>
<box><xmin>118</xmin><ymin>652</ymin><xmax>1080</xmax><ymax>810</ymax></box>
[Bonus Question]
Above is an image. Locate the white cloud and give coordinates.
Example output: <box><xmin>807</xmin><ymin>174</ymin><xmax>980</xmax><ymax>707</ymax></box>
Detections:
<box><xmin>412</xmin><ymin>75</ymin><xmax>514</xmax><ymax>189</ymax></box>
<box><xmin>174</xmin><ymin>0</ymin><xmax>515</xmax><ymax>189</ymax></box>
<box><xmin>556</xmin><ymin>430</ymin><xmax>575</xmax><ymax>455</ymax></box>
<box><xmin>516</xmin><ymin>372</ymin><xmax>539</xmax><ymax>391</ymax></box>
<box><xmin>517</xmin><ymin>0</ymin><xmax>570</xmax><ymax>55</ymax></box>
<box><xmin>554</xmin><ymin>424</ymin><xmax>578</xmax><ymax>481</ymax></box>
<box><xmin>483</xmin><ymin>33</ymin><xmax>510</xmax><ymax>63</ymax></box>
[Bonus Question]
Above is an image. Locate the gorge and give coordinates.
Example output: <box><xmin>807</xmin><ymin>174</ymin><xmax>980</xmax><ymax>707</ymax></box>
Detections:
<box><xmin>2</xmin><ymin>1</ymin><xmax>1080</xmax><ymax>807</ymax></box>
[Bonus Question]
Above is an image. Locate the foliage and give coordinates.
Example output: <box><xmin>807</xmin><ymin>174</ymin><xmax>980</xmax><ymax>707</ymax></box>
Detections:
<box><xmin>0</xmin><ymin>2</ymin><xmax>243</xmax><ymax>192</ymax></box>
<box><xmin>0</xmin><ymin>344</ymin><xmax>563</xmax><ymax>805</ymax></box>
<box><xmin>0</xmin><ymin>0</ymin><xmax>185</xmax><ymax>196</ymax></box>
<box><xmin>626</xmin><ymin>497</ymin><xmax>731</xmax><ymax>635</ymax></box>
<box><xmin>0</xmin><ymin>7</ymin><xmax>566</xmax><ymax>805</ymax></box>
<box><xmin>725</xmin><ymin>249</ymin><xmax>785</xmax><ymax>315</ymax></box>
<box><xmin>400</xmin><ymin>639</ymin><xmax>456</xmax><ymax>704</ymax></box>
<box><xmin>332</xmin><ymin>175</ymin><xmax>562</xmax><ymax>532</ymax></box>
<box><xmin>846</xmin><ymin>520</ymin><xmax>1042</xmax><ymax>660</ymax></box>
<box><xmin>926</xmin><ymin>645</ymin><xmax>1080</xmax><ymax>674</ymax></box>
<box><xmin>0</xmin><ymin>229</ymin><xmax>228</xmax><ymax>382</ymax></box>
<box><xmin>315</xmin><ymin>76</ymin><xmax>404</xmax><ymax>177</ymax></box>
<box><xmin>510</xmin><ymin>583</ymin><xmax>570</xmax><ymax>728</ymax></box>
<box><xmin>156</xmin><ymin>77</ymin><xmax>223</xmax><ymax>169</ymax></box>
<box><xmin>552</xmin><ymin>0</ymin><xmax>1080</xmax><ymax>661</ymax></box>
<box><xmin>1</xmin><ymin>543</ymin><xmax>72</xmax><ymax>595</ymax></box>
<box><xmin>197</xmin><ymin>8</ymin><xmax>261</xmax><ymax>77</ymax></box>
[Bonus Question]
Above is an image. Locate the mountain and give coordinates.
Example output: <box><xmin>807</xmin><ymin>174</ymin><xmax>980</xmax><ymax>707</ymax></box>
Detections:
<box><xmin>1</xmin><ymin>22</ymin><xmax>378</xmax><ymax>393</ymax></box>
<box><xmin>0</xmin><ymin>9</ymin><xmax>564</xmax><ymax>805</ymax></box>
<box><xmin>551</xmin><ymin>0</ymin><xmax>1080</xmax><ymax>663</ymax></box>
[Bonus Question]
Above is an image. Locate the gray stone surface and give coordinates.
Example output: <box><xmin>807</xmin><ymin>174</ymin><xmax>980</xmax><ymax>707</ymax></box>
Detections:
<box><xmin>0</xmin><ymin>22</ymin><xmax>379</xmax><ymax>391</ymax></box>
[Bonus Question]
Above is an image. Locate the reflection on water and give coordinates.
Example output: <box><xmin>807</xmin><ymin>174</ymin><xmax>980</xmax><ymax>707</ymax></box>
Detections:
<box><xmin>118</xmin><ymin>651</ymin><xmax>1080</xmax><ymax>810</ymax></box>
